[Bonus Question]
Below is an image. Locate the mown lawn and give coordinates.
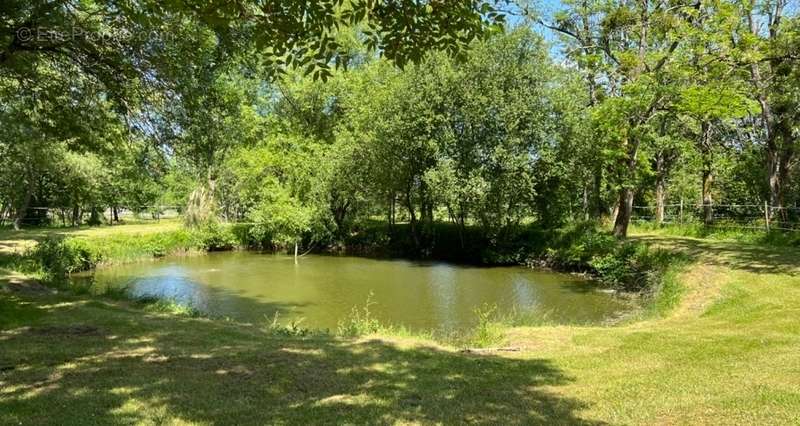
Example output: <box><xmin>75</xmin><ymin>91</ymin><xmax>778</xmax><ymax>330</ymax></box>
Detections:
<box><xmin>1</xmin><ymin>226</ymin><xmax>800</xmax><ymax>424</ymax></box>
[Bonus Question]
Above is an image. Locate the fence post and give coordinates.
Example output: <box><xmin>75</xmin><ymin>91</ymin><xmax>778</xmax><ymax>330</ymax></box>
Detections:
<box><xmin>679</xmin><ymin>199</ymin><xmax>684</xmax><ymax>224</ymax></box>
<box><xmin>764</xmin><ymin>200</ymin><xmax>770</xmax><ymax>232</ymax></box>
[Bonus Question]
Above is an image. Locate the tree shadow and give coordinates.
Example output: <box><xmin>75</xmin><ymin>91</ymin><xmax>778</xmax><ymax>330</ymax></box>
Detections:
<box><xmin>633</xmin><ymin>235</ymin><xmax>800</xmax><ymax>276</ymax></box>
<box><xmin>0</xmin><ymin>296</ymin><xmax>604</xmax><ymax>425</ymax></box>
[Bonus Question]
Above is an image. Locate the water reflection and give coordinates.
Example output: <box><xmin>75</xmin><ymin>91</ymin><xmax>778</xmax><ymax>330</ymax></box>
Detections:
<box><xmin>125</xmin><ymin>266</ymin><xmax>211</xmax><ymax>313</ymax></box>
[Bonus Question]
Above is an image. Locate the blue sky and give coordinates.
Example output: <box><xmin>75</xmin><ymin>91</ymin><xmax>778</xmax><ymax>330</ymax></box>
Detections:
<box><xmin>504</xmin><ymin>0</ymin><xmax>569</xmax><ymax>58</ymax></box>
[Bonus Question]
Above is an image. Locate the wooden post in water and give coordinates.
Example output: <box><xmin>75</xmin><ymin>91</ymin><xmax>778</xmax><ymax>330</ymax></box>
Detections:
<box><xmin>294</xmin><ymin>241</ymin><xmax>299</xmax><ymax>264</ymax></box>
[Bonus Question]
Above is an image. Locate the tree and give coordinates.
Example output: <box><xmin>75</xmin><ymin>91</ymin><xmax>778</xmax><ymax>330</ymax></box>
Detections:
<box><xmin>548</xmin><ymin>0</ymin><xmax>706</xmax><ymax>236</ymax></box>
<box><xmin>736</xmin><ymin>0</ymin><xmax>799</xmax><ymax>221</ymax></box>
<box><xmin>1</xmin><ymin>0</ymin><xmax>507</xmax><ymax>229</ymax></box>
<box><xmin>248</xmin><ymin>185</ymin><xmax>313</xmax><ymax>262</ymax></box>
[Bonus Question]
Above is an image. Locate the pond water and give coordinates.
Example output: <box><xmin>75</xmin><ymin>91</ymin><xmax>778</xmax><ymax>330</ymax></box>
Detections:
<box><xmin>72</xmin><ymin>252</ymin><xmax>631</xmax><ymax>332</ymax></box>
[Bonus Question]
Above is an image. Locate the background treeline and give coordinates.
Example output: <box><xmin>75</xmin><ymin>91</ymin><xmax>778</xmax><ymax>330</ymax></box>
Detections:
<box><xmin>2</xmin><ymin>1</ymin><xmax>799</xmax><ymax>254</ymax></box>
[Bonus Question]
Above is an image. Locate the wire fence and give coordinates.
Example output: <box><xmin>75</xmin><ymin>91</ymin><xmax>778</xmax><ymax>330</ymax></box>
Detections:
<box><xmin>632</xmin><ymin>201</ymin><xmax>800</xmax><ymax>232</ymax></box>
<box><xmin>6</xmin><ymin>202</ymin><xmax>800</xmax><ymax>232</ymax></box>
<box><xmin>0</xmin><ymin>206</ymin><xmax>184</xmax><ymax>227</ymax></box>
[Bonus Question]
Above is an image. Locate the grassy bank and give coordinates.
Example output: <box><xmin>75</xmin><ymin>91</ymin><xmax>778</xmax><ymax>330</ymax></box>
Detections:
<box><xmin>0</xmin><ymin>220</ymin><xmax>241</xmax><ymax>282</ymax></box>
<box><xmin>2</xmin><ymin>232</ymin><xmax>799</xmax><ymax>424</ymax></box>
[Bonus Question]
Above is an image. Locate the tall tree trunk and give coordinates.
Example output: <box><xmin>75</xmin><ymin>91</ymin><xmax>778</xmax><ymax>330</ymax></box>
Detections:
<box><xmin>612</xmin><ymin>188</ymin><xmax>635</xmax><ymax>237</ymax></box>
<box><xmin>72</xmin><ymin>205</ymin><xmax>80</xmax><ymax>227</ymax></box>
<box><xmin>185</xmin><ymin>173</ymin><xmax>217</xmax><ymax>227</ymax></box>
<box><xmin>582</xmin><ymin>184</ymin><xmax>590</xmax><ymax>221</ymax></box>
<box><xmin>387</xmin><ymin>192</ymin><xmax>396</xmax><ymax>232</ymax></box>
<box><xmin>768</xmin><ymin>123</ymin><xmax>795</xmax><ymax>224</ymax></box>
<box><xmin>611</xmin><ymin>0</ymin><xmax>653</xmax><ymax>239</ymax></box>
<box><xmin>592</xmin><ymin>168</ymin><xmax>604</xmax><ymax>219</ymax></box>
<box><xmin>654</xmin><ymin>153</ymin><xmax>666</xmax><ymax>225</ymax></box>
<box><xmin>12</xmin><ymin>198</ymin><xmax>29</xmax><ymax>231</ymax></box>
<box><xmin>612</xmin><ymin>135</ymin><xmax>640</xmax><ymax>238</ymax></box>
<box><xmin>611</xmin><ymin>1</ymin><xmax>648</xmax><ymax>239</ymax></box>
<box><xmin>88</xmin><ymin>205</ymin><xmax>101</xmax><ymax>225</ymax></box>
<box><xmin>419</xmin><ymin>183</ymin><xmax>434</xmax><ymax>228</ymax></box>
<box><xmin>610</xmin><ymin>203</ymin><xmax>619</xmax><ymax>227</ymax></box>
<box><xmin>699</xmin><ymin>121</ymin><xmax>714</xmax><ymax>225</ymax></box>
<box><xmin>746</xmin><ymin>5</ymin><xmax>789</xmax><ymax>223</ymax></box>
<box><xmin>767</xmin><ymin>139</ymin><xmax>781</xmax><ymax>218</ymax></box>
<box><xmin>776</xmin><ymin>146</ymin><xmax>792</xmax><ymax>223</ymax></box>
<box><xmin>702</xmin><ymin>167</ymin><xmax>714</xmax><ymax>225</ymax></box>
<box><xmin>404</xmin><ymin>189</ymin><xmax>419</xmax><ymax>249</ymax></box>
<box><xmin>13</xmin><ymin>179</ymin><xmax>35</xmax><ymax>231</ymax></box>
<box><xmin>655</xmin><ymin>178</ymin><xmax>665</xmax><ymax>226</ymax></box>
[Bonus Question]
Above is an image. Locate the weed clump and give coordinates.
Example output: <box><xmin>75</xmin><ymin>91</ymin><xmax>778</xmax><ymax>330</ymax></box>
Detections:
<box><xmin>336</xmin><ymin>292</ymin><xmax>382</xmax><ymax>337</ymax></box>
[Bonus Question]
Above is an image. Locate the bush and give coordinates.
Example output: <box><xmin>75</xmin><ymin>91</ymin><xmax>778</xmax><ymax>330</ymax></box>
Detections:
<box><xmin>544</xmin><ymin>232</ymin><xmax>616</xmax><ymax>270</ymax></box>
<box><xmin>230</xmin><ymin>223</ymin><xmax>259</xmax><ymax>247</ymax></box>
<box><xmin>194</xmin><ymin>224</ymin><xmax>238</xmax><ymax>251</ymax></box>
<box><xmin>32</xmin><ymin>237</ymin><xmax>104</xmax><ymax>276</ymax></box>
<box><xmin>522</xmin><ymin>222</ymin><xmax>613</xmax><ymax>270</ymax></box>
<box><xmin>520</xmin><ymin>221</ymin><xmax>680</xmax><ymax>294</ymax></box>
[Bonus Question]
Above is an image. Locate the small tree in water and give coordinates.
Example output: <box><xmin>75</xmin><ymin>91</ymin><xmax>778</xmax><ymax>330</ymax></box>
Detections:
<box><xmin>248</xmin><ymin>185</ymin><xmax>312</xmax><ymax>262</ymax></box>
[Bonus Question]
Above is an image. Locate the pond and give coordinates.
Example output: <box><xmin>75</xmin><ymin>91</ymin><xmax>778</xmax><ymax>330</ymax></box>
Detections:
<box><xmin>72</xmin><ymin>252</ymin><xmax>631</xmax><ymax>332</ymax></box>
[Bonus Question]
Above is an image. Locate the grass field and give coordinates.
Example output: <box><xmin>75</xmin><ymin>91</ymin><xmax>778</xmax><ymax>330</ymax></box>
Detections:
<box><xmin>1</xmin><ymin>224</ymin><xmax>799</xmax><ymax>424</ymax></box>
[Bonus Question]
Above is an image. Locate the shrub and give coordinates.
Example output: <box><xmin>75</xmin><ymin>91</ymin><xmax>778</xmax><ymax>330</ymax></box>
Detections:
<box><xmin>519</xmin><ymin>221</ymin><xmax>681</xmax><ymax>294</ymax></box>
<box><xmin>523</xmin><ymin>222</ymin><xmax>615</xmax><ymax>270</ymax></box>
<box><xmin>32</xmin><ymin>237</ymin><xmax>104</xmax><ymax>276</ymax></box>
<box><xmin>468</xmin><ymin>303</ymin><xmax>504</xmax><ymax>348</ymax></box>
<box><xmin>590</xmin><ymin>241</ymin><xmax>675</xmax><ymax>292</ymax></box>
<box><xmin>194</xmin><ymin>224</ymin><xmax>238</xmax><ymax>251</ymax></box>
<box><xmin>230</xmin><ymin>223</ymin><xmax>259</xmax><ymax>247</ymax></box>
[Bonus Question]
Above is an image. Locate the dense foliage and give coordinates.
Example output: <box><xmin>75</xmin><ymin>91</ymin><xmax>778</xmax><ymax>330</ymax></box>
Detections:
<box><xmin>2</xmin><ymin>0</ymin><xmax>799</xmax><ymax>248</ymax></box>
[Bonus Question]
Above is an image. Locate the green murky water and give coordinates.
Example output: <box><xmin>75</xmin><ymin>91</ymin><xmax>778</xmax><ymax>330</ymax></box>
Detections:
<box><xmin>73</xmin><ymin>252</ymin><xmax>630</xmax><ymax>331</ymax></box>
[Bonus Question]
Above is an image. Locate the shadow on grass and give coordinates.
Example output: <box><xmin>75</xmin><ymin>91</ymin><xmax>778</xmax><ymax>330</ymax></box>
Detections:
<box><xmin>634</xmin><ymin>234</ymin><xmax>800</xmax><ymax>276</ymax></box>
<box><xmin>0</xmin><ymin>294</ymin><xmax>603</xmax><ymax>425</ymax></box>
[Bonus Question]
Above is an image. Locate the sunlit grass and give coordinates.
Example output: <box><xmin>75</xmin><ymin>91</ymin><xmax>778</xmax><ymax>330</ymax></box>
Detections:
<box><xmin>630</xmin><ymin>221</ymin><xmax>800</xmax><ymax>247</ymax></box>
<box><xmin>0</xmin><ymin>219</ymin><xmax>183</xmax><ymax>254</ymax></box>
